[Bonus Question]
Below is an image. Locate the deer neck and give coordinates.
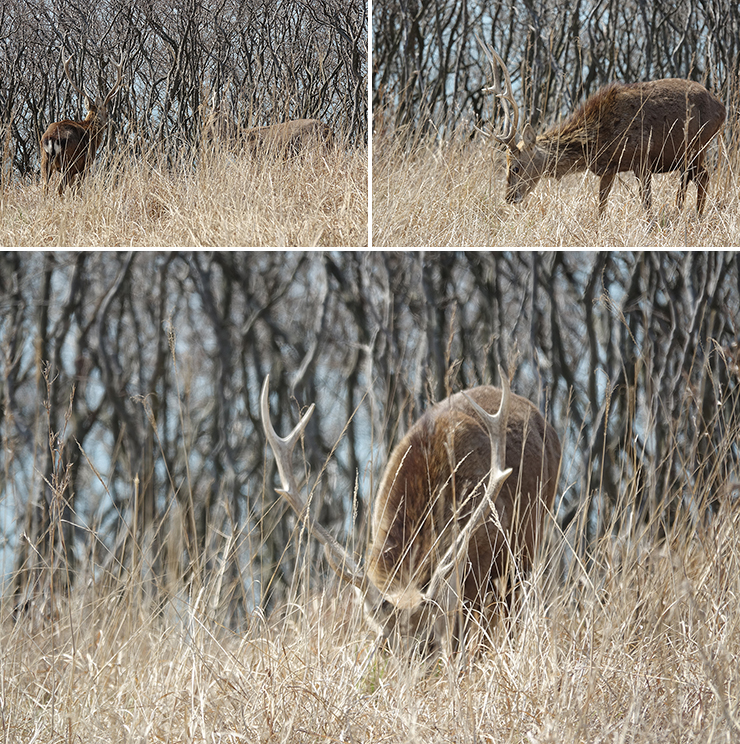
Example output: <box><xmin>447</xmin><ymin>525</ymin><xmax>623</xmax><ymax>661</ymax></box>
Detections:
<box><xmin>537</xmin><ymin>129</ymin><xmax>589</xmax><ymax>179</ymax></box>
<box><xmin>83</xmin><ymin>106</ymin><xmax>108</xmax><ymax>129</ymax></box>
<box><xmin>81</xmin><ymin>107</ymin><xmax>109</xmax><ymax>152</ymax></box>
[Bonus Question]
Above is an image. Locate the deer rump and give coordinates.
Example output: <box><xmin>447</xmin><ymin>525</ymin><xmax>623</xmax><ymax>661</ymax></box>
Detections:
<box><xmin>368</xmin><ymin>385</ymin><xmax>561</xmax><ymax>616</ymax></box>
<box><xmin>41</xmin><ymin>122</ymin><xmax>94</xmax><ymax>172</ymax></box>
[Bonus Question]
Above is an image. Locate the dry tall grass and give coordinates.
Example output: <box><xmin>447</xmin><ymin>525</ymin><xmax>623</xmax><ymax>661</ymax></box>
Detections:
<box><xmin>372</xmin><ymin>131</ymin><xmax>740</xmax><ymax>247</ymax></box>
<box><xmin>0</xmin><ymin>141</ymin><xmax>367</xmax><ymax>247</ymax></box>
<box><xmin>4</xmin><ymin>434</ymin><xmax>739</xmax><ymax>741</ymax></box>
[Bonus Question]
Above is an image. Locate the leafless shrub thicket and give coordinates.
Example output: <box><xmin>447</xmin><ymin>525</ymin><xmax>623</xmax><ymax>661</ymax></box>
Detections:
<box><xmin>1</xmin><ymin>252</ymin><xmax>738</xmax><ymax>625</ymax></box>
<box><xmin>0</xmin><ymin>0</ymin><xmax>367</xmax><ymax>179</ymax></box>
<box><xmin>373</xmin><ymin>0</ymin><xmax>738</xmax><ymax>151</ymax></box>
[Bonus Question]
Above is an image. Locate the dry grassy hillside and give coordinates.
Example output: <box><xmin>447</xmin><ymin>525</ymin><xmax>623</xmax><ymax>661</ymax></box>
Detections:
<box><xmin>372</xmin><ymin>132</ymin><xmax>739</xmax><ymax>247</ymax></box>
<box><xmin>3</xmin><ymin>476</ymin><xmax>739</xmax><ymax>742</ymax></box>
<box><xmin>0</xmin><ymin>144</ymin><xmax>367</xmax><ymax>247</ymax></box>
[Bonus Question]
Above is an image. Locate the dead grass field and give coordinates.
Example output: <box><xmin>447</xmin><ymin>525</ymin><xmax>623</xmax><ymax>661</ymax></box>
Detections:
<box><xmin>372</xmin><ymin>133</ymin><xmax>740</xmax><ymax>247</ymax></box>
<box><xmin>3</xmin><ymin>480</ymin><xmax>739</xmax><ymax>743</ymax></box>
<box><xmin>0</xmin><ymin>143</ymin><xmax>368</xmax><ymax>247</ymax></box>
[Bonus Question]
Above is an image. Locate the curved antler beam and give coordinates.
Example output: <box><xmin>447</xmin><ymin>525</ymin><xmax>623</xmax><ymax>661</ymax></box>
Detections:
<box><xmin>260</xmin><ymin>375</ymin><xmax>370</xmax><ymax>590</ymax></box>
<box><xmin>475</xmin><ymin>33</ymin><xmax>520</xmax><ymax>152</ymax></box>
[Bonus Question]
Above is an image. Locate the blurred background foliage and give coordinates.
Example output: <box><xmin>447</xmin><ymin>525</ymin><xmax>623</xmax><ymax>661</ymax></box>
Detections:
<box><xmin>373</xmin><ymin>0</ymin><xmax>738</xmax><ymax>153</ymax></box>
<box><xmin>0</xmin><ymin>0</ymin><xmax>367</xmax><ymax>179</ymax></box>
<box><xmin>1</xmin><ymin>251</ymin><xmax>738</xmax><ymax>625</ymax></box>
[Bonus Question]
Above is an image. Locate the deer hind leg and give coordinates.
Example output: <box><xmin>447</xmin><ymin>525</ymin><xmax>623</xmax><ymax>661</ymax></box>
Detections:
<box><xmin>694</xmin><ymin>165</ymin><xmax>710</xmax><ymax>216</ymax></box>
<box><xmin>676</xmin><ymin>169</ymin><xmax>691</xmax><ymax>211</ymax></box>
<box><xmin>676</xmin><ymin>158</ymin><xmax>709</xmax><ymax>216</ymax></box>
<box><xmin>59</xmin><ymin>163</ymin><xmax>82</xmax><ymax>196</ymax></box>
<box><xmin>41</xmin><ymin>143</ymin><xmax>58</xmax><ymax>195</ymax></box>
<box><xmin>598</xmin><ymin>172</ymin><xmax>616</xmax><ymax>216</ymax></box>
<box><xmin>70</xmin><ymin>167</ymin><xmax>85</xmax><ymax>194</ymax></box>
<box><xmin>58</xmin><ymin>164</ymin><xmax>69</xmax><ymax>196</ymax></box>
<box><xmin>61</xmin><ymin>158</ymin><xmax>87</xmax><ymax>196</ymax></box>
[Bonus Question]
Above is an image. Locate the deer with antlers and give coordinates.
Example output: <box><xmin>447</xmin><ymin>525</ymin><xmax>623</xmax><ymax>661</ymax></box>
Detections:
<box><xmin>261</xmin><ymin>368</ymin><xmax>560</xmax><ymax>656</ymax></box>
<box><xmin>479</xmin><ymin>40</ymin><xmax>726</xmax><ymax>217</ymax></box>
<box><xmin>40</xmin><ymin>52</ymin><xmax>124</xmax><ymax>196</ymax></box>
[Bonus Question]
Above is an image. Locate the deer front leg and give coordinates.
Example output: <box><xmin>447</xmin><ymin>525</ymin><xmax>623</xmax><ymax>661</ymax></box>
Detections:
<box><xmin>637</xmin><ymin>170</ymin><xmax>653</xmax><ymax>212</ymax></box>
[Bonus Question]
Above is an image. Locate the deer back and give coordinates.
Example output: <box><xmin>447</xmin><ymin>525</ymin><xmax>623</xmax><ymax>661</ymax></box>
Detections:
<box><xmin>582</xmin><ymin>79</ymin><xmax>727</xmax><ymax>175</ymax></box>
<box><xmin>367</xmin><ymin>385</ymin><xmax>560</xmax><ymax>609</ymax></box>
<box><xmin>244</xmin><ymin>119</ymin><xmax>332</xmax><ymax>156</ymax></box>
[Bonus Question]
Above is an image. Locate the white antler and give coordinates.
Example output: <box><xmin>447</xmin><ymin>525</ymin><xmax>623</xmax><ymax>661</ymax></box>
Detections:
<box><xmin>63</xmin><ymin>53</ymin><xmax>91</xmax><ymax>107</ymax></box>
<box><xmin>63</xmin><ymin>51</ymin><xmax>124</xmax><ymax>111</ymax></box>
<box><xmin>476</xmin><ymin>34</ymin><xmax>520</xmax><ymax>151</ymax></box>
<box><xmin>101</xmin><ymin>54</ymin><xmax>125</xmax><ymax>109</ymax></box>
<box><xmin>424</xmin><ymin>366</ymin><xmax>513</xmax><ymax>617</ymax></box>
<box><xmin>261</xmin><ymin>375</ymin><xmax>372</xmax><ymax>590</ymax></box>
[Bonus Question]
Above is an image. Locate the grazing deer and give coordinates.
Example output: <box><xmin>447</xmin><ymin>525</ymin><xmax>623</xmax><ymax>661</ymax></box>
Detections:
<box><xmin>480</xmin><ymin>42</ymin><xmax>726</xmax><ymax>216</ymax></box>
<box><xmin>242</xmin><ymin>119</ymin><xmax>333</xmax><ymax>157</ymax></box>
<box><xmin>200</xmin><ymin>107</ymin><xmax>333</xmax><ymax>157</ymax></box>
<box><xmin>261</xmin><ymin>368</ymin><xmax>561</xmax><ymax>656</ymax></box>
<box><xmin>40</xmin><ymin>53</ymin><xmax>124</xmax><ymax>196</ymax></box>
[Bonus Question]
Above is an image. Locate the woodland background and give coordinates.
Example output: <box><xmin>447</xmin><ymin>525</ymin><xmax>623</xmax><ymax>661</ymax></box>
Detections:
<box><xmin>373</xmin><ymin>0</ymin><xmax>739</xmax><ymax>149</ymax></box>
<box><xmin>0</xmin><ymin>0</ymin><xmax>367</xmax><ymax>180</ymax></box>
<box><xmin>2</xmin><ymin>251</ymin><xmax>738</xmax><ymax>623</ymax></box>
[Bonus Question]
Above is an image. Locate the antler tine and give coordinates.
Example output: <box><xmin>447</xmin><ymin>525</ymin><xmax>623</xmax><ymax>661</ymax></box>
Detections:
<box><xmin>463</xmin><ymin>365</ymin><xmax>511</xmax><ymax>497</ymax></box>
<box><xmin>260</xmin><ymin>375</ymin><xmax>368</xmax><ymax>589</ymax></box>
<box><xmin>425</xmin><ymin>366</ymin><xmax>513</xmax><ymax>613</ymax></box>
<box><xmin>260</xmin><ymin>374</ymin><xmax>315</xmax><ymax>497</ymax></box>
<box><xmin>490</xmin><ymin>49</ymin><xmax>519</xmax><ymax>144</ymax></box>
<box><xmin>476</xmin><ymin>35</ymin><xmax>519</xmax><ymax>150</ymax></box>
<box><xmin>62</xmin><ymin>53</ymin><xmax>90</xmax><ymax>105</ymax></box>
<box><xmin>102</xmin><ymin>53</ymin><xmax>125</xmax><ymax>109</ymax></box>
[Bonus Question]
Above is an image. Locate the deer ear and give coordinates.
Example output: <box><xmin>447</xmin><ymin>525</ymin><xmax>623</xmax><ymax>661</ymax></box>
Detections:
<box><xmin>522</xmin><ymin>123</ymin><xmax>537</xmax><ymax>148</ymax></box>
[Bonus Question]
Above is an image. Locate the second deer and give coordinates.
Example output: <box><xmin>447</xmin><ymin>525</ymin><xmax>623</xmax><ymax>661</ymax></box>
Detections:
<box><xmin>242</xmin><ymin>120</ymin><xmax>334</xmax><ymax>157</ymax></box>
<box><xmin>201</xmin><ymin>103</ymin><xmax>333</xmax><ymax>157</ymax></box>
<box><xmin>479</xmin><ymin>40</ymin><xmax>726</xmax><ymax>217</ymax></box>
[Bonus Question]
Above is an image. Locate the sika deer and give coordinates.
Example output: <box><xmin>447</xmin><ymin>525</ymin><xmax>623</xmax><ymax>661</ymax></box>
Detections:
<box><xmin>40</xmin><ymin>52</ymin><xmax>124</xmax><ymax>196</ymax></box>
<box><xmin>479</xmin><ymin>39</ymin><xmax>725</xmax><ymax>216</ymax></box>
<box><xmin>261</xmin><ymin>368</ymin><xmax>560</xmax><ymax>655</ymax></box>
